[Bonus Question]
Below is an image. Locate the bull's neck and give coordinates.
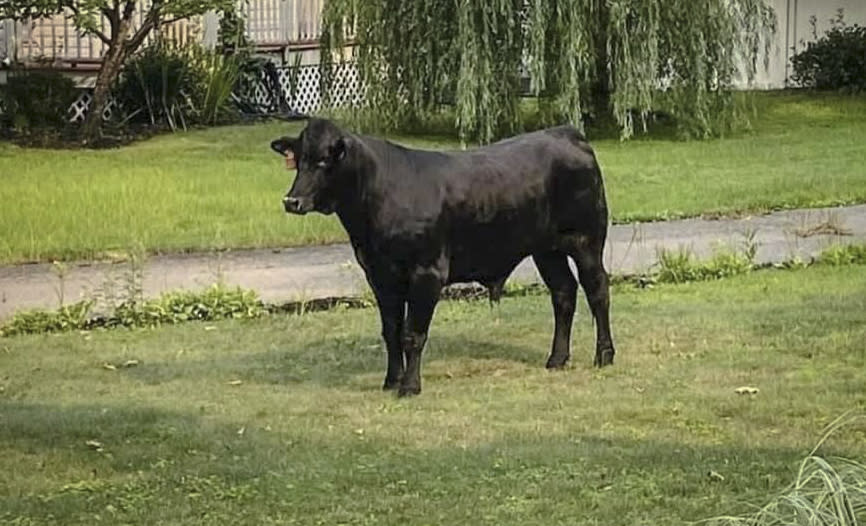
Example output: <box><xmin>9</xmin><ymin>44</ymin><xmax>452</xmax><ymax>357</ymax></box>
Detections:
<box><xmin>336</xmin><ymin>198</ymin><xmax>369</xmax><ymax>250</ymax></box>
<box><xmin>334</xmin><ymin>148</ymin><xmax>376</xmax><ymax>250</ymax></box>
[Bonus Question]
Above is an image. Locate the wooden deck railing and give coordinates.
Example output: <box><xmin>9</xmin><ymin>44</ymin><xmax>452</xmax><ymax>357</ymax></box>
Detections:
<box><xmin>0</xmin><ymin>0</ymin><xmax>326</xmax><ymax>67</ymax></box>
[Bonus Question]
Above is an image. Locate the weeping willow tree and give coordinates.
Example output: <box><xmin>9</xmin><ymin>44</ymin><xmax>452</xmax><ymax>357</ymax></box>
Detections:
<box><xmin>321</xmin><ymin>0</ymin><xmax>775</xmax><ymax>143</ymax></box>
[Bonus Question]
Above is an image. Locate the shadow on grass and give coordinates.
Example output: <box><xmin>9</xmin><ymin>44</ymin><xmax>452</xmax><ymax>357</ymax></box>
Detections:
<box><xmin>0</xmin><ymin>401</ymin><xmax>229</xmax><ymax>473</ymax></box>
<box><xmin>0</xmin><ymin>399</ymin><xmax>834</xmax><ymax>526</ymax></box>
<box><xmin>113</xmin><ymin>332</ymin><xmax>549</xmax><ymax>391</ymax></box>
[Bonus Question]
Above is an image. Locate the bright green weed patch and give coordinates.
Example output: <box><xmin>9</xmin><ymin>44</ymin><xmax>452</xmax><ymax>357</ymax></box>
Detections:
<box><xmin>0</xmin><ymin>283</ymin><xmax>266</xmax><ymax>337</ymax></box>
<box><xmin>1</xmin><ymin>265</ymin><xmax>865</xmax><ymax>525</ymax></box>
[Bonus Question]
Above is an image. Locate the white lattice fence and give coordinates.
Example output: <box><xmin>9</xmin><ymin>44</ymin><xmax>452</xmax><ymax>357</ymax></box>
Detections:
<box><xmin>0</xmin><ymin>88</ymin><xmax>118</xmax><ymax>123</ymax></box>
<box><xmin>244</xmin><ymin>62</ymin><xmax>364</xmax><ymax>114</ymax></box>
<box><xmin>68</xmin><ymin>91</ymin><xmax>120</xmax><ymax>123</ymax></box>
<box><xmin>2</xmin><ymin>62</ymin><xmax>365</xmax><ymax>125</ymax></box>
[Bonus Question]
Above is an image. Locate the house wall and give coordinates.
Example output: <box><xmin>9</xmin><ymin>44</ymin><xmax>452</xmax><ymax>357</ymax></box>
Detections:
<box><xmin>0</xmin><ymin>20</ymin><xmax>8</xmax><ymax>61</ymax></box>
<box><xmin>7</xmin><ymin>10</ymin><xmax>201</xmax><ymax>64</ymax></box>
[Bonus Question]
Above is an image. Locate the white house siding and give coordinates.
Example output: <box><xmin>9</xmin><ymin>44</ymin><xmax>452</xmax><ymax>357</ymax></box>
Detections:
<box><xmin>0</xmin><ymin>19</ymin><xmax>10</xmax><ymax>61</ymax></box>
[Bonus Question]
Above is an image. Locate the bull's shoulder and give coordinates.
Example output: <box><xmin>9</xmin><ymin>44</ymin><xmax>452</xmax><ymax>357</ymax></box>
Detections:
<box><xmin>536</xmin><ymin>126</ymin><xmax>599</xmax><ymax>169</ymax></box>
<box><xmin>541</xmin><ymin>125</ymin><xmax>589</xmax><ymax>146</ymax></box>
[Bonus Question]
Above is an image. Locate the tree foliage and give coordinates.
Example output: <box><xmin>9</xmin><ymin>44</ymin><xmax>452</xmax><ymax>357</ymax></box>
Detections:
<box><xmin>0</xmin><ymin>0</ymin><xmax>231</xmax><ymax>142</ymax></box>
<box><xmin>321</xmin><ymin>0</ymin><xmax>776</xmax><ymax>143</ymax></box>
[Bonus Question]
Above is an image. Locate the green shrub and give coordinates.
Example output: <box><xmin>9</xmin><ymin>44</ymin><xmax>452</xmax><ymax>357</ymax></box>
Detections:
<box><xmin>116</xmin><ymin>41</ymin><xmax>241</xmax><ymax>129</ymax></box>
<box><xmin>217</xmin><ymin>7</ymin><xmax>253</xmax><ymax>53</ymax></box>
<box><xmin>117</xmin><ymin>42</ymin><xmax>195</xmax><ymax>129</ymax></box>
<box><xmin>0</xmin><ymin>70</ymin><xmax>78</xmax><ymax>131</ymax></box>
<box><xmin>185</xmin><ymin>46</ymin><xmax>242</xmax><ymax>125</ymax></box>
<box><xmin>791</xmin><ymin>11</ymin><xmax>866</xmax><ymax>92</ymax></box>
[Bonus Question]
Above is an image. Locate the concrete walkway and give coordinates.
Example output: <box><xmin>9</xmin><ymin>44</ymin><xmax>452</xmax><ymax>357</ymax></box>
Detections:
<box><xmin>2</xmin><ymin>205</ymin><xmax>866</xmax><ymax>319</ymax></box>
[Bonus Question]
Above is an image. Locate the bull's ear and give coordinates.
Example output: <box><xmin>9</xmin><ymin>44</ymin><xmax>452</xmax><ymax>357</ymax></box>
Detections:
<box><xmin>270</xmin><ymin>136</ymin><xmax>297</xmax><ymax>157</ymax></box>
<box><xmin>330</xmin><ymin>137</ymin><xmax>347</xmax><ymax>163</ymax></box>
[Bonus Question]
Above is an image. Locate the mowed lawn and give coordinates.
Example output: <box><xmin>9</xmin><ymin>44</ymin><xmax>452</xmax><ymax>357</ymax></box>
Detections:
<box><xmin>1</xmin><ymin>92</ymin><xmax>865</xmax><ymax>264</ymax></box>
<box><xmin>2</xmin><ymin>265</ymin><xmax>865</xmax><ymax>525</ymax></box>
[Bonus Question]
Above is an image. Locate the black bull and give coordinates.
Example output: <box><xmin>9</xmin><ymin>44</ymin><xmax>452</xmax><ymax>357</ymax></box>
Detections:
<box><xmin>271</xmin><ymin>118</ymin><xmax>615</xmax><ymax>396</ymax></box>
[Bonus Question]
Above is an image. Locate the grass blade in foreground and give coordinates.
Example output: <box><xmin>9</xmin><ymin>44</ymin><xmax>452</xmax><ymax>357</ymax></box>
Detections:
<box><xmin>707</xmin><ymin>414</ymin><xmax>866</xmax><ymax>526</ymax></box>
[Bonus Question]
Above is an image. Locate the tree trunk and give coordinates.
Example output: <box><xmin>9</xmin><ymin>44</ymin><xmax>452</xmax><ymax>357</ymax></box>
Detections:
<box><xmin>82</xmin><ymin>8</ymin><xmax>138</xmax><ymax>145</ymax></box>
<box><xmin>82</xmin><ymin>45</ymin><xmax>127</xmax><ymax>144</ymax></box>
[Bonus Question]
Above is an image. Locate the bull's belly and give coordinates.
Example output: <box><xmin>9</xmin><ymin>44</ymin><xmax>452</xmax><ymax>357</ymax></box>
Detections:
<box><xmin>445</xmin><ymin>215</ymin><xmax>555</xmax><ymax>284</ymax></box>
<box><xmin>446</xmin><ymin>244</ymin><xmax>530</xmax><ymax>285</ymax></box>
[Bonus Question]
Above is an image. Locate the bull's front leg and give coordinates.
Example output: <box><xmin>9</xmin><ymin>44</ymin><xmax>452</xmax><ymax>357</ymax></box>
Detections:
<box><xmin>399</xmin><ymin>270</ymin><xmax>443</xmax><ymax>397</ymax></box>
<box><xmin>374</xmin><ymin>290</ymin><xmax>406</xmax><ymax>390</ymax></box>
<box><xmin>359</xmin><ymin>253</ymin><xmax>407</xmax><ymax>389</ymax></box>
<box><xmin>365</xmin><ymin>261</ymin><xmax>407</xmax><ymax>390</ymax></box>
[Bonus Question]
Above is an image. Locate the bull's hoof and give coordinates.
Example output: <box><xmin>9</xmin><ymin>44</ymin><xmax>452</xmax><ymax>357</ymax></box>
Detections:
<box><xmin>397</xmin><ymin>383</ymin><xmax>421</xmax><ymax>397</ymax></box>
<box><xmin>593</xmin><ymin>348</ymin><xmax>615</xmax><ymax>367</ymax></box>
<box><xmin>545</xmin><ymin>353</ymin><xmax>570</xmax><ymax>369</ymax></box>
<box><xmin>382</xmin><ymin>376</ymin><xmax>402</xmax><ymax>391</ymax></box>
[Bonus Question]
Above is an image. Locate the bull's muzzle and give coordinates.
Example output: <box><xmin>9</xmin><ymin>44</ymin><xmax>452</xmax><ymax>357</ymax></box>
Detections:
<box><xmin>283</xmin><ymin>195</ymin><xmax>310</xmax><ymax>215</ymax></box>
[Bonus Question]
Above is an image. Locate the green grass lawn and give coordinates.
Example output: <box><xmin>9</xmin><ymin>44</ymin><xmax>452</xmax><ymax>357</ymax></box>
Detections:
<box><xmin>2</xmin><ymin>265</ymin><xmax>865</xmax><ymax>525</ymax></box>
<box><xmin>1</xmin><ymin>91</ymin><xmax>865</xmax><ymax>264</ymax></box>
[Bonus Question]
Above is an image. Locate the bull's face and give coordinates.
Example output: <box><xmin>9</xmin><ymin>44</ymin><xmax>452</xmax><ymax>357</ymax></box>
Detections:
<box><xmin>270</xmin><ymin>124</ymin><xmax>347</xmax><ymax>215</ymax></box>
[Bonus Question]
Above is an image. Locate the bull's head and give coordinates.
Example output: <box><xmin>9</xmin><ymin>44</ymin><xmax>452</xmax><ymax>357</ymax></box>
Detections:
<box><xmin>270</xmin><ymin>119</ymin><xmax>348</xmax><ymax>215</ymax></box>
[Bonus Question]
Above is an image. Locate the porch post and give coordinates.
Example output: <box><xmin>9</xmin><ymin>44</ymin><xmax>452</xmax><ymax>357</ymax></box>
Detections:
<box><xmin>201</xmin><ymin>10</ymin><xmax>220</xmax><ymax>49</ymax></box>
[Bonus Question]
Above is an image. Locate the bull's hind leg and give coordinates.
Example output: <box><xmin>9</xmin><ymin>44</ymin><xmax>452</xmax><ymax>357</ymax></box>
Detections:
<box><xmin>569</xmin><ymin>241</ymin><xmax>615</xmax><ymax>367</ymax></box>
<box><xmin>533</xmin><ymin>252</ymin><xmax>578</xmax><ymax>369</ymax></box>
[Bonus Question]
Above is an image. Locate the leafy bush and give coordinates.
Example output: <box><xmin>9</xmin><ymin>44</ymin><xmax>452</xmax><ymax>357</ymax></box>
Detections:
<box><xmin>116</xmin><ymin>41</ymin><xmax>241</xmax><ymax>129</ymax></box>
<box><xmin>116</xmin><ymin>42</ymin><xmax>194</xmax><ymax>129</ymax></box>
<box><xmin>0</xmin><ymin>70</ymin><xmax>78</xmax><ymax>131</ymax></box>
<box><xmin>217</xmin><ymin>7</ymin><xmax>253</xmax><ymax>53</ymax></box>
<box><xmin>791</xmin><ymin>11</ymin><xmax>866</xmax><ymax>92</ymax></box>
<box><xmin>1</xmin><ymin>301</ymin><xmax>93</xmax><ymax>337</ymax></box>
<box><xmin>186</xmin><ymin>46</ymin><xmax>242</xmax><ymax>125</ymax></box>
<box><xmin>108</xmin><ymin>283</ymin><xmax>265</xmax><ymax>328</ymax></box>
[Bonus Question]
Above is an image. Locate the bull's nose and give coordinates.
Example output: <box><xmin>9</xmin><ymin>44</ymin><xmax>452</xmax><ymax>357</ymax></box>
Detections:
<box><xmin>283</xmin><ymin>196</ymin><xmax>302</xmax><ymax>213</ymax></box>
